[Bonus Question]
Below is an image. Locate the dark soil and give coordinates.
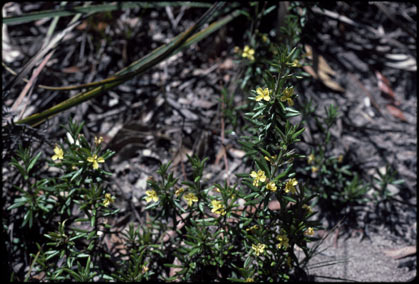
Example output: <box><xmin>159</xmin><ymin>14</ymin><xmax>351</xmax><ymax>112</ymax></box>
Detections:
<box><xmin>2</xmin><ymin>2</ymin><xmax>416</xmax><ymax>281</ymax></box>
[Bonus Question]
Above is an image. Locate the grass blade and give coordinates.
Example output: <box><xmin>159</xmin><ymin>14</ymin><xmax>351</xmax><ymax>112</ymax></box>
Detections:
<box><xmin>3</xmin><ymin>2</ymin><xmax>212</xmax><ymax>26</ymax></box>
<box><xmin>16</xmin><ymin>3</ymin><xmax>242</xmax><ymax>127</ymax></box>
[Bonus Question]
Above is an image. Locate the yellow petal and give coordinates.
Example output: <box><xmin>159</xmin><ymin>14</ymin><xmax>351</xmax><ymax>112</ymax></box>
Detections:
<box><xmin>287</xmin><ymin>98</ymin><xmax>294</xmax><ymax>106</ymax></box>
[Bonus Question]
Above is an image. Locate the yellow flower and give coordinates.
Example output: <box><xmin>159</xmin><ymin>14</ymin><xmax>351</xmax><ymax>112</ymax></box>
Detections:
<box><xmin>103</xmin><ymin>193</ymin><xmax>115</xmax><ymax>207</ymax></box>
<box><xmin>261</xmin><ymin>34</ymin><xmax>268</xmax><ymax>43</ymax></box>
<box><xmin>280</xmin><ymin>87</ymin><xmax>294</xmax><ymax>106</ymax></box>
<box><xmin>302</xmin><ymin>204</ymin><xmax>313</xmax><ymax>214</ymax></box>
<box><xmin>307</xmin><ymin>153</ymin><xmax>315</xmax><ymax>164</ymax></box>
<box><xmin>276</xmin><ymin>233</ymin><xmax>289</xmax><ymax>250</ymax></box>
<box><xmin>305</xmin><ymin>227</ymin><xmax>314</xmax><ymax>236</ymax></box>
<box><xmin>246</xmin><ymin>224</ymin><xmax>259</xmax><ymax>232</ymax></box>
<box><xmin>242</xmin><ymin>45</ymin><xmax>255</xmax><ymax>61</ymax></box>
<box><xmin>245</xmin><ymin>277</ymin><xmax>254</xmax><ymax>282</ymax></box>
<box><xmin>338</xmin><ymin>154</ymin><xmax>343</xmax><ymax>163</ymax></box>
<box><xmin>142</xmin><ymin>265</ymin><xmax>149</xmax><ymax>274</ymax></box>
<box><xmin>87</xmin><ymin>154</ymin><xmax>105</xmax><ymax>170</ymax></box>
<box><xmin>284</xmin><ymin>178</ymin><xmax>298</xmax><ymax>194</ymax></box>
<box><xmin>255</xmin><ymin>87</ymin><xmax>271</xmax><ymax>102</ymax></box>
<box><xmin>288</xmin><ymin>59</ymin><xmax>301</xmax><ymax>67</ymax></box>
<box><xmin>175</xmin><ymin>187</ymin><xmax>185</xmax><ymax>197</ymax></box>
<box><xmin>252</xmin><ymin>243</ymin><xmax>266</xmax><ymax>256</ymax></box>
<box><xmin>250</xmin><ymin>170</ymin><xmax>266</xmax><ymax>187</ymax></box>
<box><xmin>311</xmin><ymin>166</ymin><xmax>319</xmax><ymax>174</ymax></box>
<box><xmin>94</xmin><ymin>136</ymin><xmax>104</xmax><ymax>146</ymax></box>
<box><xmin>183</xmin><ymin>192</ymin><xmax>198</xmax><ymax>206</ymax></box>
<box><xmin>266</xmin><ymin>181</ymin><xmax>277</xmax><ymax>192</ymax></box>
<box><xmin>144</xmin><ymin>190</ymin><xmax>159</xmax><ymax>203</ymax></box>
<box><xmin>211</xmin><ymin>200</ymin><xmax>226</xmax><ymax>216</ymax></box>
<box><xmin>52</xmin><ymin>145</ymin><xmax>64</xmax><ymax>161</ymax></box>
<box><xmin>233</xmin><ymin>46</ymin><xmax>241</xmax><ymax>54</ymax></box>
<box><xmin>264</xmin><ymin>155</ymin><xmax>277</xmax><ymax>164</ymax></box>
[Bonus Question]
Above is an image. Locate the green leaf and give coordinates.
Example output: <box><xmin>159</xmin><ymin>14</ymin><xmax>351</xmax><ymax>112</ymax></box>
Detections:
<box><xmin>69</xmin><ymin>233</ymin><xmax>87</xmax><ymax>241</ymax></box>
<box><xmin>90</xmin><ymin>213</ymin><xmax>96</xmax><ymax>227</ymax></box>
<box><xmin>27</xmin><ymin>151</ymin><xmax>42</xmax><ymax>172</ymax></box>
<box><xmin>70</xmin><ymin>167</ymin><xmax>83</xmax><ymax>183</ymax></box>
<box><xmin>285</xmin><ymin>108</ymin><xmax>300</xmax><ymax>117</ymax></box>
<box><xmin>275</xmin><ymin>164</ymin><xmax>293</xmax><ymax>180</ymax></box>
<box><xmin>255</xmin><ymin>155</ymin><xmax>270</xmax><ymax>177</ymax></box>
<box><xmin>45</xmin><ymin>250</ymin><xmax>60</xmax><ymax>261</ymax></box>
<box><xmin>164</xmin><ymin>263</ymin><xmax>184</xmax><ymax>268</ymax></box>
<box><xmin>292</xmin><ymin>127</ymin><xmax>305</xmax><ymax>140</ymax></box>
<box><xmin>22</xmin><ymin>210</ymin><xmax>33</xmax><ymax>228</ymax></box>
<box><xmin>283</xmin><ymin>195</ymin><xmax>296</xmax><ymax>203</ymax></box>
<box><xmin>11</xmin><ymin>161</ymin><xmax>27</xmax><ymax>179</ymax></box>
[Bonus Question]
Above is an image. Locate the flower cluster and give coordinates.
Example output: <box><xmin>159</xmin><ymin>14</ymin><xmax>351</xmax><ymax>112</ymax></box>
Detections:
<box><xmin>242</xmin><ymin>45</ymin><xmax>255</xmax><ymax>61</ymax></box>
<box><xmin>307</xmin><ymin>153</ymin><xmax>315</xmax><ymax>164</ymax></box>
<box><xmin>252</xmin><ymin>243</ymin><xmax>266</xmax><ymax>256</ymax></box>
<box><xmin>266</xmin><ymin>181</ymin><xmax>277</xmax><ymax>192</ymax></box>
<box><xmin>276</xmin><ymin>232</ymin><xmax>289</xmax><ymax>250</ymax></box>
<box><xmin>145</xmin><ymin>189</ymin><xmax>159</xmax><ymax>203</ymax></box>
<box><xmin>175</xmin><ymin>187</ymin><xmax>185</xmax><ymax>197</ymax></box>
<box><xmin>87</xmin><ymin>154</ymin><xmax>105</xmax><ymax>170</ymax></box>
<box><xmin>284</xmin><ymin>178</ymin><xmax>298</xmax><ymax>194</ymax></box>
<box><xmin>250</xmin><ymin>170</ymin><xmax>266</xmax><ymax>187</ymax></box>
<box><xmin>264</xmin><ymin>155</ymin><xmax>277</xmax><ymax>165</ymax></box>
<box><xmin>211</xmin><ymin>200</ymin><xmax>226</xmax><ymax>216</ymax></box>
<box><xmin>52</xmin><ymin>145</ymin><xmax>64</xmax><ymax>161</ymax></box>
<box><xmin>305</xmin><ymin>227</ymin><xmax>315</xmax><ymax>236</ymax></box>
<box><xmin>183</xmin><ymin>192</ymin><xmax>198</xmax><ymax>207</ymax></box>
<box><xmin>302</xmin><ymin>204</ymin><xmax>313</xmax><ymax>214</ymax></box>
<box><xmin>280</xmin><ymin>87</ymin><xmax>295</xmax><ymax>106</ymax></box>
<box><xmin>94</xmin><ymin>136</ymin><xmax>104</xmax><ymax>146</ymax></box>
<box><xmin>287</xmin><ymin>59</ymin><xmax>301</xmax><ymax>68</ymax></box>
<box><xmin>103</xmin><ymin>193</ymin><xmax>115</xmax><ymax>207</ymax></box>
<box><xmin>246</xmin><ymin>224</ymin><xmax>259</xmax><ymax>232</ymax></box>
<box><xmin>255</xmin><ymin>87</ymin><xmax>271</xmax><ymax>102</ymax></box>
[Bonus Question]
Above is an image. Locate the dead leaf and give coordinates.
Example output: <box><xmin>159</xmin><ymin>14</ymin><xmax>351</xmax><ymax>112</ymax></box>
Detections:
<box><xmin>386</xmin><ymin>104</ymin><xmax>407</xmax><ymax>122</ymax></box>
<box><xmin>169</xmin><ymin>257</ymin><xmax>183</xmax><ymax>279</ymax></box>
<box><xmin>214</xmin><ymin>146</ymin><xmax>226</xmax><ymax>166</ymax></box>
<box><xmin>172</xmin><ymin>145</ymin><xmax>192</xmax><ymax>167</ymax></box>
<box><xmin>76</xmin><ymin>20</ymin><xmax>88</xmax><ymax>30</ymax></box>
<box><xmin>304</xmin><ymin>45</ymin><xmax>345</xmax><ymax>92</ymax></box>
<box><xmin>228</xmin><ymin>148</ymin><xmax>245</xmax><ymax>159</ymax></box>
<box><xmin>383</xmin><ymin>245</ymin><xmax>416</xmax><ymax>259</ymax></box>
<box><xmin>375</xmin><ymin>70</ymin><xmax>399</xmax><ymax>105</ymax></box>
<box><xmin>62</xmin><ymin>66</ymin><xmax>81</xmax><ymax>73</ymax></box>
<box><xmin>317</xmin><ymin>68</ymin><xmax>345</xmax><ymax>92</ymax></box>
<box><xmin>303</xmin><ymin>65</ymin><xmax>318</xmax><ymax>79</ymax></box>
<box><xmin>219</xmin><ymin>58</ymin><xmax>234</xmax><ymax>70</ymax></box>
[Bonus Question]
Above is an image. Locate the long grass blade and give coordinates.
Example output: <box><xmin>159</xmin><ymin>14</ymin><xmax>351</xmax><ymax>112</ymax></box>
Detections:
<box><xmin>16</xmin><ymin>3</ymin><xmax>242</xmax><ymax>127</ymax></box>
<box><xmin>3</xmin><ymin>18</ymin><xmax>82</xmax><ymax>92</ymax></box>
<box><xmin>4</xmin><ymin>3</ymin><xmax>233</xmax><ymax>92</ymax></box>
<box><xmin>3</xmin><ymin>2</ymin><xmax>212</xmax><ymax>26</ymax></box>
